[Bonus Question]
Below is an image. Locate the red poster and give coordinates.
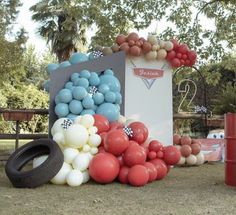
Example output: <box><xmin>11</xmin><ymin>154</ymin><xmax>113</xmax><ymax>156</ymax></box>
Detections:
<box><xmin>133</xmin><ymin>68</ymin><xmax>164</xmax><ymax>79</ymax></box>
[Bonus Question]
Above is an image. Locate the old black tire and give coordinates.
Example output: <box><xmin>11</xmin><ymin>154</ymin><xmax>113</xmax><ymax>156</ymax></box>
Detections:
<box><xmin>5</xmin><ymin>139</ymin><xmax>63</xmax><ymax>188</ymax></box>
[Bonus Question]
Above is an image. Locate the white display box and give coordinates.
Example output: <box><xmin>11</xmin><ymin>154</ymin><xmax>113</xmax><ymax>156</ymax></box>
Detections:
<box><xmin>125</xmin><ymin>56</ymin><xmax>173</xmax><ymax>145</ymax></box>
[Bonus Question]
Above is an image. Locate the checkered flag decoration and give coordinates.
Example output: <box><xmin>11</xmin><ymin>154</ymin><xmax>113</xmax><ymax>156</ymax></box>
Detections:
<box><xmin>91</xmin><ymin>50</ymin><xmax>103</xmax><ymax>59</ymax></box>
<box><xmin>123</xmin><ymin>126</ymin><xmax>133</xmax><ymax>137</ymax></box>
<box><xmin>88</xmin><ymin>86</ymin><xmax>98</xmax><ymax>96</ymax></box>
<box><xmin>61</xmin><ymin>119</ymin><xmax>73</xmax><ymax>129</ymax></box>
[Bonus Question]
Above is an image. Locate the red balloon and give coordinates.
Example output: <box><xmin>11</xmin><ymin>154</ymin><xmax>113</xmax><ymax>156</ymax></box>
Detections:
<box><xmin>191</xmin><ymin>143</ymin><xmax>201</xmax><ymax>155</ymax></box>
<box><xmin>148</xmin><ymin>140</ymin><xmax>162</xmax><ymax>152</ymax></box>
<box><xmin>142</xmin><ymin>42</ymin><xmax>152</xmax><ymax>53</ymax></box>
<box><xmin>129</xmin><ymin>140</ymin><xmax>139</xmax><ymax>147</ymax></box>
<box><xmin>116</xmin><ymin>34</ymin><xmax>126</xmax><ymax>45</ymax></box>
<box><xmin>156</xmin><ymin>150</ymin><xmax>164</xmax><ymax>159</ymax></box>
<box><xmin>144</xmin><ymin>162</ymin><xmax>157</xmax><ymax>182</ymax></box>
<box><xmin>129</xmin><ymin>45</ymin><xmax>141</xmax><ymax>56</ymax></box>
<box><xmin>181</xmin><ymin>136</ymin><xmax>192</xmax><ymax>145</ymax></box>
<box><xmin>166</xmin><ymin>50</ymin><xmax>176</xmax><ymax>60</ymax></box>
<box><xmin>89</xmin><ymin>153</ymin><xmax>120</xmax><ymax>184</ymax></box>
<box><xmin>109</xmin><ymin>121</ymin><xmax>124</xmax><ymax>131</ymax></box>
<box><xmin>128</xmin><ymin>122</ymin><xmax>149</xmax><ymax>144</ymax></box>
<box><xmin>187</xmin><ymin>50</ymin><xmax>197</xmax><ymax>61</ymax></box>
<box><xmin>163</xmin><ymin>146</ymin><xmax>181</xmax><ymax>165</ymax></box>
<box><xmin>120</xmin><ymin>43</ymin><xmax>130</xmax><ymax>53</ymax></box>
<box><xmin>177</xmin><ymin>44</ymin><xmax>189</xmax><ymax>54</ymax></box>
<box><xmin>118</xmin><ymin>166</ymin><xmax>130</xmax><ymax>184</ymax></box>
<box><xmin>176</xmin><ymin>53</ymin><xmax>182</xmax><ymax>59</ymax></box>
<box><xmin>128</xmin><ymin>40</ymin><xmax>135</xmax><ymax>46</ymax></box>
<box><xmin>93</xmin><ymin>114</ymin><xmax>110</xmax><ymax>134</ymax></box>
<box><xmin>99</xmin><ymin>132</ymin><xmax>107</xmax><ymax>147</ymax></box>
<box><xmin>140</xmin><ymin>143</ymin><xmax>149</xmax><ymax>155</ymax></box>
<box><xmin>180</xmin><ymin>145</ymin><xmax>192</xmax><ymax>157</ymax></box>
<box><xmin>182</xmin><ymin>54</ymin><xmax>188</xmax><ymax>60</ymax></box>
<box><xmin>167</xmin><ymin>165</ymin><xmax>172</xmax><ymax>173</ymax></box>
<box><xmin>128</xmin><ymin>165</ymin><xmax>149</xmax><ymax>187</ymax></box>
<box><xmin>173</xmin><ymin>134</ymin><xmax>181</xmax><ymax>145</ymax></box>
<box><xmin>104</xmin><ymin>129</ymin><xmax>129</xmax><ymax>156</ymax></box>
<box><xmin>98</xmin><ymin>146</ymin><xmax>106</xmax><ymax>153</ymax></box>
<box><xmin>117</xmin><ymin>155</ymin><xmax>124</xmax><ymax>167</ymax></box>
<box><xmin>147</xmin><ymin>151</ymin><xmax>157</xmax><ymax>160</ymax></box>
<box><xmin>135</xmin><ymin>41</ymin><xmax>142</xmax><ymax>47</ymax></box>
<box><xmin>171</xmin><ymin>39</ymin><xmax>179</xmax><ymax>50</ymax></box>
<box><xmin>123</xmin><ymin>144</ymin><xmax>147</xmax><ymax>167</ymax></box>
<box><xmin>150</xmin><ymin>159</ymin><xmax>168</xmax><ymax>180</ymax></box>
<box><xmin>171</xmin><ymin>58</ymin><xmax>181</xmax><ymax>68</ymax></box>
<box><xmin>127</xmin><ymin>32</ymin><xmax>139</xmax><ymax>42</ymax></box>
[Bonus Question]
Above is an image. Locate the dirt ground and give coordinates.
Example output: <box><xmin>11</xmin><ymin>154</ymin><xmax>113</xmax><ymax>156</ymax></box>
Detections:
<box><xmin>0</xmin><ymin>163</ymin><xmax>235</xmax><ymax>215</ymax></box>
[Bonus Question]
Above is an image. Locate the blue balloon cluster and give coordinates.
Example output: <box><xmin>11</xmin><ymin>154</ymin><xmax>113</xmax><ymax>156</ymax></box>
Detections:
<box><xmin>54</xmin><ymin>69</ymin><xmax>122</xmax><ymax>122</ymax></box>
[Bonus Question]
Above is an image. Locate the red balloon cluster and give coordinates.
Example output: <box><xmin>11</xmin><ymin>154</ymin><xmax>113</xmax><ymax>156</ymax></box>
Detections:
<box><xmin>173</xmin><ymin>134</ymin><xmax>204</xmax><ymax>166</ymax></box>
<box><xmin>89</xmin><ymin>115</ymin><xmax>182</xmax><ymax>186</ymax></box>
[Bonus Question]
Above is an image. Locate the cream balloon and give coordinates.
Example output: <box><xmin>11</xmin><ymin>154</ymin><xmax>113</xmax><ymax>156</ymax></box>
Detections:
<box><xmin>145</xmin><ymin>51</ymin><xmax>157</xmax><ymax>60</ymax></box>
<box><xmin>33</xmin><ymin>155</ymin><xmax>48</xmax><ymax>168</ymax></box>
<box><xmin>80</xmin><ymin>114</ymin><xmax>94</xmax><ymax>128</ymax></box>
<box><xmin>51</xmin><ymin>118</ymin><xmax>68</xmax><ymax>136</ymax></box>
<box><xmin>90</xmin><ymin>147</ymin><xmax>99</xmax><ymax>155</ymax></box>
<box><xmin>175</xmin><ymin>145</ymin><xmax>181</xmax><ymax>150</ymax></box>
<box><xmin>156</xmin><ymin>49</ymin><xmax>167</xmax><ymax>60</ymax></box>
<box><xmin>186</xmin><ymin>154</ymin><xmax>197</xmax><ymax>165</ymax></box>
<box><xmin>74</xmin><ymin>115</ymin><xmax>82</xmax><ymax>124</ymax></box>
<box><xmin>89</xmin><ymin>134</ymin><xmax>101</xmax><ymax>147</ymax></box>
<box><xmin>177</xmin><ymin>156</ymin><xmax>186</xmax><ymax>165</ymax></box>
<box><xmin>65</xmin><ymin>124</ymin><xmax>89</xmax><ymax>148</ymax></box>
<box><xmin>53</xmin><ymin>132</ymin><xmax>65</xmax><ymax>146</ymax></box>
<box><xmin>147</xmin><ymin>35</ymin><xmax>158</xmax><ymax>45</ymax></box>
<box><xmin>196</xmin><ymin>152</ymin><xmax>205</xmax><ymax>165</ymax></box>
<box><xmin>63</xmin><ymin>148</ymin><xmax>79</xmax><ymax>164</ymax></box>
<box><xmin>151</xmin><ymin>44</ymin><xmax>160</xmax><ymax>51</ymax></box>
<box><xmin>82</xmin><ymin>170</ymin><xmax>90</xmax><ymax>183</ymax></box>
<box><xmin>82</xmin><ymin>144</ymin><xmax>91</xmax><ymax>152</ymax></box>
<box><xmin>118</xmin><ymin>115</ymin><xmax>127</xmax><ymax>125</ymax></box>
<box><xmin>88</xmin><ymin>126</ymin><xmax>98</xmax><ymax>135</ymax></box>
<box><xmin>164</xmin><ymin>41</ymin><xmax>174</xmax><ymax>51</ymax></box>
<box><xmin>159</xmin><ymin>40</ymin><xmax>166</xmax><ymax>48</ymax></box>
<box><xmin>72</xmin><ymin>153</ymin><xmax>90</xmax><ymax>171</ymax></box>
<box><xmin>84</xmin><ymin>152</ymin><xmax>93</xmax><ymax>161</ymax></box>
<box><xmin>66</xmin><ymin>170</ymin><xmax>83</xmax><ymax>186</ymax></box>
<box><xmin>51</xmin><ymin>162</ymin><xmax>72</xmax><ymax>185</ymax></box>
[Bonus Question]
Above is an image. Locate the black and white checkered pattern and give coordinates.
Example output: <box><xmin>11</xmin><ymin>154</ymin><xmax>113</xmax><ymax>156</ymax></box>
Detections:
<box><xmin>88</xmin><ymin>86</ymin><xmax>98</xmax><ymax>96</ymax></box>
<box><xmin>61</xmin><ymin>119</ymin><xmax>73</xmax><ymax>129</ymax></box>
<box><xmin>123</xmin><ymin>126</ymin><xmax>133</xmax><ymax>137</ymax></box>
<box><xmin>92</xmin><ymin>50</ymin><xmax>103</xmax><ymax>59</ymax></box>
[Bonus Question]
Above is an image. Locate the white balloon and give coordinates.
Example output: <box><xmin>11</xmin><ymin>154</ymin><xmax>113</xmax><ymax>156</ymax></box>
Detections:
<box><xmin>33</xmin><ymin>155</ymin><xmax>48</xmax><ymax>168</ymax></box>
<box><xmin>66</xmin><ymin>170</ymin><xmax>83</xmax><ymax>186</ymax></box>
<box><xmin>63</xmin><ymin>148</ymin><xmax>79</xmax><ymax>164</ymax></box>
<box><xmin>65</xmin><ymin>124</ymin><xmax>89</xmax><ymax>148</ymax></box>
<box><xmin>82</xmin><ymin>144</ymin><xmax>91</xmax><ymax>152</ymax></box>
<box><xmin>177</xmin><ymin>156</ymin><xmax>186</xmax><ymax>165</ymax></box>
<box><xmin>88</xmin><ymin>126</ymin><xmax>98</xmax><ymax>135</ymax></box>
<box><xmin>84</xmin><ymin>152</ymin><xmax>93</xmax><ymax>161</ymax></box>
<box><xmin>82</xmin><ymin>170</ymin><xmax>90</xmax><ymax>183</ymax></box>
<box><xmin>196</xmin><ymin>152</ymin><xmax>205</xmax><ymax>165</ymax></box>
<box><xmin>51</xmin><ymin>162</ymin><xmax>72</xmax><ymax>185</ymax></box>
<box><xmin>89</xmin><ymin>134</ymin><xmax>101</xmax><ymax>147</ymax></box>
<box><xmin>51</xmin><ymin>118</ymin><xmax>67</xmax><ymax>136</ymax></box>
<box><xmin>80</xmin><ymin>114</ymin><xmax>94</xmax><ymax>128</ymax></box>
<box><xmin>90</xmin><ymin>147</ymin><xmax>98</xmax><ymax>155</ymax></box>
<box><xmin>72</xmin><ymin>153</ymin><xmax>90</xmax><ymax>171</ymax></box>
<box><xmin>74</xmin><ymin>116</ymin><xmax>82</xmax><ymax>124</ymax></box>
<box><xmin>118</xmin><ymin>115</ymin><xmax>126</xmax><ymax>125</ymax></box>
<box><xmin>53</xmin><ymin>132</ymin><xmax>65</xmax><ymax>146</ymax></box>
<box><xmin>186</xmin><ymin>154</ymin><xmax>197</xmax><ymax>166</ymax></box>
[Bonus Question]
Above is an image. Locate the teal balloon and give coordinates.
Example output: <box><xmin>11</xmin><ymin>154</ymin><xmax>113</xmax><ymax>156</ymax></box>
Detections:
<box><xmin>58</xmin><ymin>89</ymin><xmax>72</xmax><ymax>103</ymax></box>
<box><xmin>70</xmin><ymin>73</ymin><xmax>79</xmax><ymax>82</ymax></box>
<box><xmin>96</xmin><ymin>103</ymin><xmax>119</xmax><ymax>122</ymax></box>
<box><xmin>59</xmin><ymin>61</ymin><xmax>71</xmax><ymax>68</ymax></box>
<box><xmin>88</xmin><ymin>52</ymin><xmax>95</xmax><ymax>60</ymax></box>
<box><xmin>99</xmin><ymin>74</ymin><xmax>121</xmax><ymax>92</ymax></box>
<box><xmin>72</xmin><ymin>86</ymin><xmax>87</xmax><ymax>100</ymax></box>
<box><xmin>65</xmin><ymin>81</ymin><xmax>74</xmax><ymax>90</ymax></box>
<box><xmin>55</xmin><ymin>103</ymin><xmax>69</xmax><ymax>117</ymax></box>
<box><xmin>98</xmin><ymin>84</ymin><xmax>110</xmax><ymax>94</ymax></box>
<box><xmin>104</xmin><ymin>91</ymin><xmax>116</xmax><ymax>103</ymax></box>
<box><xmin>92</xmin><ymin>104</ymin><xmax>98</xmax><ymax>111</ymax></box>
<box><xmin>43</xmin><ymin>80</ymin><xmax>50</xmax><ymax>92</ymax></box>
<box><xmin>115</xmin><ymin>92</ymin><xmax>122</xmax><ymax>104</ymax></box>
<box><xmin>93</xmin><ymin>93</ymin><xmax>104</xmax><ymax>105</ymax></box>
<box><xmin>89</xmin><ymin>73</ymin><xmax>100</xmax><ymax>86</ymax></box>
<box><xmin>69</xmin><ymin>53</ymin><xmax>88</xmax><ymax>64</ymax></box>
<box><xmin>82</xmin><ymin>96</ymin><xmax>94</xmax><ymax>109</ymax></box>
<box><xmin>80</xmin><ymin>109</ymin><xmax>95</xmax><ymax>115</ymax></box>
<box><xmin>69</xmin><ymin>100</ymin><xmax>83</xmax><ymax>114</ymax></box>
<box><xmin>47</xmin><ymin>63</ymin><xmax>59</xmax><ymax>74</ymax></box>
<box><xmin>55</xmin><ymin>95</ymin><xmax>60</xmax><ymax>104</ymax></box>
<box><xmin>104</xmin><ymin>69</ymin><xmax>114</xmax><ymax>76</ymax></box>
<box><xmin>74</xmin><ymin>78</ymin><xmax>89</xmax><ymax>88</ymax></box>
<box><xmin>80</xmin><ymin>70</ymin><xmax>91</xmax><ymax>79</ymax></box>
<box><xmin>66</xmin><ymin>113</ymin><xmax>77</xmax><ymax>121</ymax></box>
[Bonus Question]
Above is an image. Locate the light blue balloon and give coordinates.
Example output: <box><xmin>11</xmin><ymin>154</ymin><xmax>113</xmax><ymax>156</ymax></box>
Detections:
<box><xmin>47</xmin><ymin>63</ymin><xmax>59</xmax><ymax>74</ymax></box>
<box><xmin>69</xmin><ymin>53</ymin><xmax>88</xmax><ymax>64</ymax></box>
<box><xmin>80</xmin><ymin>70</ymin><xmax>91</xmax><ymax>79</ymax></box>
<box><xmin>96</xmin><ymin>103</ymin><xmax>119</xmax><ymax>122</ymax></box>
<box><xmin>70</xmin><ymin>73</ymin><xmax>79</xmax><ymax>82</ymax></box>
<box><xmin>74</xmin><ymin>78</ymin><xmax>89</xmax><ymax>88</ymax></box>
<box><xmin>55</xmin><ymin>95</ymin><xmax>60</xmax><ymax>104</ymax></box>
<box><xmin>115</xmin><ymin>92</ymin><xmax>122</xmax><ymax>104</ymax></box>
<box><xmin>69</xmin><ymin>100</ymin><xmax>83</xmax><ymax>114</ymax></box>
<box><xmin>92</xmin><ymin>104</ymin><xmax>98</xmax><ymax>111</ymax></box>
<box><xmin>82</xmin><ymin>96</ymin><xmax>94</xmax><ymax>109</ymax></box>
<box><xmin>65</xmin><ymin>81</ymin><xmax>74</xmax><ymax>90</ymax></box>
<box><xmin>89</xmin><ymin>73</ymin><xmax>100</xmax><ymax>86</ymax></box>
<box><xmin>43</xmin><ymin>80</ymin><xmax>50</xmax><ymax>92</ymax></box>
<box><xmin>93</xmin><ymin>93</ymin><xmax>104</xmax><ymax>105</ymax></box>
<box><xmin>59</xmin><ymin>61</ymin><xmax>71</xmax><ymax>68</ymax></box>
<box><xmin>58</xmin><ymin>89</ymin><xmax>72</xmax><ymax>103</ymax></box>
<box><xmin>72</xmin><ymin>86</ymin><xmax>87</xmax><ymax>100</ymax></box>
<box><xmin>104</xmin><ymin>69</ymin><xmax>114</xmax><ymax>76</ymax></box>
<box><xmin>80</xmin><ymin>109</ymin><xmax>95</xmax><ymax>115</ymax></box>
<box><xmin>98</xmin><ymin>84</ymin><xmax>110</xmax><ymax>94</ymax></box>
<box><xmin>99</xmin><ymin>74</ymin><xmax>121</xmax><ymax>92</ymax></box>
<box><xmin>88</xmin><ymin>52</ymin><xmax>95</xmax><ymax>60</ymax></box>
<box><xmin>104</xmin><ymin>91</ymin><xmax>116</xmax><ymax>103</ymax></box>
<box><xmin>55</xmin><ymin>103</ymin><xmax>69</xmax><ymax>117</ymax></box>
<box><xmin>66</xmin><ymin>113</ymin><xmax>77</xmax><ymax>121</ymax></box>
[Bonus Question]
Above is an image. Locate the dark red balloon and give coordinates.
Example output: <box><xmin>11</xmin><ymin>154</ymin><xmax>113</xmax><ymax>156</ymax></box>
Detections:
<box><xmin>187</xmin><ymin>50</ymin><xmax>197</xmax><ymax>61</ymax></box>
<box><xmin>171</xmin><ymin>39</ymin><xmax>179</xmax><ymax>50</ymax></box>
<box><xmin>163</xmin><ymin>146</ymin><xmax>181</xmax><ymax>165</ymax></box>
<box><xmin>99</xmin><ymin>132</ymin><xmax>107</xmax><ymax>147</ymax></box>
<box><xmin>128</xmin><ymin>122</ymin><xmax>149</xmax><ymax>144</ymax></box>
<box><xmin>128</xmin><ymin>165</ymin><xmax>149</xmax><ymax>187</ymax></box>
<box><xmin>156</xmin><ymin>150</ymin><xmax>164</xmax><ymax>159</ymax></box>
<box><xmin>148</xmin><ymin>140</ymin><xmax>162</xmax><ymax>152</ymax></box>
<box><xmin>150</xmin><ymin>158</ymin><xmax>168</xmax><ymax>180</ymax></box>
<box><xmin>142</xmin><ymin>42</ymin><xmax>152</xmax><ymax>53</ymax></box>
<box><xmin>171</xmin><ymin>58</ymin><xmax>181</xmax><ymax>68</ymax></box>
<box><xmin>147</xmin><ymin>151</ymin><xmax>157</xmax><ymax>160</ymax></box>
<box><xmin>123</xmin><ymin>144</ymin><xmax>147</xmax><ymax>167</ymax></box>
<box><xmin>129</xmin><ymin>45</ymin><xmax>141</xmax><ymax>56</ymax></box>
<box><xmin>129</xmin><ymin>140</ymin><xmax>139</xmax><ymax>147</ymax></box>
<box><xmin>89</xmin><ymin>153</ymin><xmax>120</xmax><ymax>184</ymax></box>
<box><xmin>98</xmin><ymin>146</ymin><xmax>106</xmax><ymax>153</ymax></box>
<box><xmin>118</xmin><ymin>166</ymin><xmax>130</xmax><ymax>184</ymax></box>
<box><xmin>144</xmin><ymin>162</ymin><xmax>157</xmax><ymax>182</ymax></box>
<box><xmin>104</xmin><ymin>129</ymin><xmax>129</xmax><ymax>156</ymax></box>
<box><xmin>166</xmin><ymin>50</ymin><xmax>176</xmax><ymax>60</ymax></box>
<box><xmin>93</xmin><ymin>114</ymin><xmax>110</xmax><ymax>134</ymax></box>
<box><xmin>120</xmin><ymin>43</ymin><xmax>130</xmax><ymax>53</ymax></box>
<box><xmin>116</xmin><ymin>34</ymin><xmax>126</xmax><ymax>45</ymax></box>
<box><xmin>177</xmin><ymin>44</ymin><xmax>189</xmax><ymax>54</ymax></box>
<box><xmin>109</xmin><ymin>121</ymin><xmax>124</xmax><ymax>131</ymax></box>
<box><xmin>117</xmin><ymin>155</ymin><xmax>124</xmax><ymax>167</ymax></box>
<box><xmin>173</xmin><ymin>134</ymin><xmax>181</xmax><ymax>145</ymax></box>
